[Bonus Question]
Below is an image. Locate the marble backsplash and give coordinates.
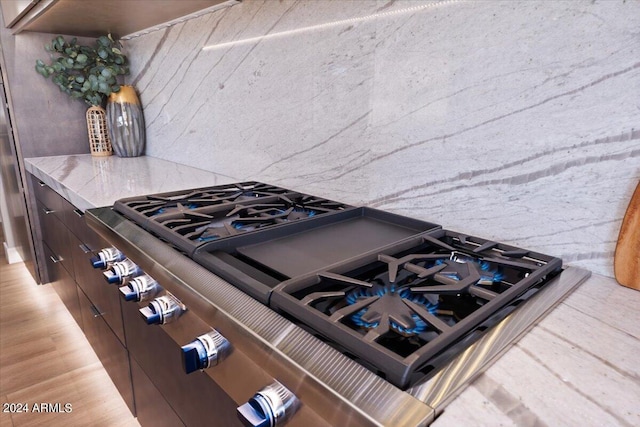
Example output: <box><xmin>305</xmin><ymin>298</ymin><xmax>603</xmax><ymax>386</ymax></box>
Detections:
<box><xmin>123</xmin><ymin>0</ymin><xmax>640</xmax><ymax>277</ymax></box>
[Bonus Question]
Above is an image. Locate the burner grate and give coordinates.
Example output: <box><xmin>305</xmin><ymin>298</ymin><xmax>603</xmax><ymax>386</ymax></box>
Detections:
<box><xmin>113</xmin><ymin>183</ymin><xmax>351</xmax><ymax>256</ymax></box>
<box><xmin>115</xmin><ymin>182</ymin><xmax>292</xmax><ymax>218</ymax></box>
<box><xmin>271</xmin><ymin>229</ymin><xmax>562</xmax><ymax>389</ymax></box>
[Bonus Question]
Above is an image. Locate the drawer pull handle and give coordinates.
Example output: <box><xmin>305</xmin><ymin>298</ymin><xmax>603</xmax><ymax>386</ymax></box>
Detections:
<box><xmin>38</xmin><ymin>181</ymin><xmax>46</xmax><ymax>187</ymax></box>
<box><xmin>42</xmin><ymin>207</ymin><xmax>55</xmax><ymax>215</ymax></box>
<box><xmin>79</xmin><ymin>244</ymin><xmax>92</xmax><ymax>254</ymax></box>
<box><xmin>49</xmin><ymin>255</ymin><xmax>63</xmax><ymax>264</ymax></box>
<box><xmin>73</xmin><ymin>209</ymin><xmax>84</xmax><ymax>218</ymax></box>
<box><xmin>90</xmin><ymin>305</ymin><xmax>104</xmax><ymax>318</ymax></box>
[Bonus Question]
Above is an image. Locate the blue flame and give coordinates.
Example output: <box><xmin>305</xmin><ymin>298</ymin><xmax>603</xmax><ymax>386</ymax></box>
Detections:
<box><xmin>351</xmin><ymin>309</ymin><xmax>380</xmax><ymax>329</ymax></box>
<box><xmin>479</xmin><ymin>259</ymin><xmax>504</xmax><ymax>282</ymax></box>
<box><xmin>294</xmin><ymin>208</ymin><xmax>317</xmax><ymax>217</ymax></box>
<box><xmin>231</xmin><ymin>221</ymin><xmax>246</xmax><ymax>230</ymax></box>
<box><xmin>196</xmin><ymin>235</ymin><xmax>218</xmax><ymax>242</ymax></box>
<box><xmin>396</xmin><ymin>314</ymin><xmax>428</xmax><ymax>335</ymax></box>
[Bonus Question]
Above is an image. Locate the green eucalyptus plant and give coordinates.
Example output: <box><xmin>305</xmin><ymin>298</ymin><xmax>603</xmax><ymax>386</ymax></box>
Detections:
<box><xmin>35</xmin><ymin>34</ymin><xmax>129</xmax><ymax>107</ymax></box>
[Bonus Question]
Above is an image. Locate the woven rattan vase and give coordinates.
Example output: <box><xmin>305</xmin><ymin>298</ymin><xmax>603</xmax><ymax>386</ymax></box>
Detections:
<box><xmin>86</xmin><ymin>106</ymin><xmax>113</xmax><ymax>157</ymax></box>
<box><xmin>106</xmin><ymin>85</ymin><xmax>145</xmax><ymax>157</ymax></box>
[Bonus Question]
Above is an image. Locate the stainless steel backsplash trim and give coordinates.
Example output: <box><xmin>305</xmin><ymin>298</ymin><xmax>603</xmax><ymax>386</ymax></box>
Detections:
<box><xmin>408</xmin><ymin>267</ymin><xmax>590</xmax><ymax>413</ymax></box>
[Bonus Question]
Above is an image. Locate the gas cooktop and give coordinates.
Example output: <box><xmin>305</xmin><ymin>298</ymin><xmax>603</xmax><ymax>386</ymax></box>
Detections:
<box><xmin>108</xmin><ymin>181</ymin><xmax>562</xmax><ymax>390</ymax></box>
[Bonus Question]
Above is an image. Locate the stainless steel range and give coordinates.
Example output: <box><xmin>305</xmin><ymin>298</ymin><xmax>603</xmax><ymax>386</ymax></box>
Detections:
<box><xmin>86</xmin><ymin>181</ymin><xmax>590</xmax><ymax>427</ymax></box>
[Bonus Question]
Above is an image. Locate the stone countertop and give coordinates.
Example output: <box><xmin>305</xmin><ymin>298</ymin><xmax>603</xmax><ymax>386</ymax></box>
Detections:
<box><xmin>24</xmin><ymin>154</ymin><xmax>238</xmax><ymax>212</ymax></box>
<box><xmin>24</xmin><ymin>154</ymin><xmax>640</xmax><ymax>426</ymax></box>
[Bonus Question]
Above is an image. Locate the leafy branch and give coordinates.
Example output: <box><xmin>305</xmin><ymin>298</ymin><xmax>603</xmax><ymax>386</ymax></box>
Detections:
<box><xmin>35</xmin><ymin>34</ymin><xmax>129</xmax><ymax>107</ymax></box>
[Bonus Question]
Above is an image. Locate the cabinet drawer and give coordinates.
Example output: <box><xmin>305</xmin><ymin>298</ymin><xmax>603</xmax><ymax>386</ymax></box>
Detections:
<box><xmin>70</xmin><ymin>231</ymin><xmax>125</xmax><ymax>344</ymax></box>
<box><xmin>121</xmin><ymin>301</ymin><xmax>241</xmax><ymax>427</ymax></box>
<box><xmin>38</xmin><ymin>200</ymin><xmax>74</xmax><ymax>279</ymax></box>
<box><xmin>30</xmin><ymin>174</ymin><xmax>64</xmax><ymax>222</ymax></box>
<box><xmin>62</xmin><ymin>197</ymin><xmax>89</xmax><ymax>242</ymax></box>
<box><xmin>78</xmin><ymin>287</ymin><xmax>134</xmax><ymax>415</ymax></box>
<box><xmin>44</xmin><ymin>242</ymin><xmax>82</xmax><ymax>329</ymax></box>
<box><xmin>68</xmin><ymin>206</ymin><xmax>103</xmax><ymax>252</ymax></box>
<box><xmin>130</xmin><ymin>358</ymin><xmax>184</xmax><ymax>427</ymax></box>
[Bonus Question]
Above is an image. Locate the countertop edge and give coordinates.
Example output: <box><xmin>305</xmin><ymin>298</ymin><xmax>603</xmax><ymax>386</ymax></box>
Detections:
<box><xmin>25</xmin><ymin>158</ymin><xmax>97</xmax><ymax>212</ymax></box>
<box><xmin>24</xmin><ymin>154</ymin><xmax>238</xmax><ymax>212</ymax></box>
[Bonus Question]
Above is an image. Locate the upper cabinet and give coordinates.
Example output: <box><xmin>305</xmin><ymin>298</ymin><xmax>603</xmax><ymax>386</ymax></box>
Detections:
<box><xmin>1</xmin><ymin>0</ymin><xmax>237</xmax><ymax>38</ymax></box>
<box><xmin>1</xmin><ymin>0</ymin><xmax>38</xmax><ymax>27</ymax></box>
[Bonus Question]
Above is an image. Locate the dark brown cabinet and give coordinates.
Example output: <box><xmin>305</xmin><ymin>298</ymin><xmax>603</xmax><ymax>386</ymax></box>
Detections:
<box><xmin>37</xmin><ymin>199</ymin><xmax>75</xmax><ymax>279</ymax></box>
<box><xmin>67</xmin><ymin>213</ymin><xmax>126</xmax><ymax>344</ymax></box>
<box><xmin>29</xmin><ymin>172</ymin><xmax>134</xmax><ymax>416</ymax></box>
<box><xmin>43</xmin><ymin>241</ymin><xmax>82</xmax><ymax>328</ymax></box>
<box><xmin>78</xmin><ymin>287</ymin><xmax>135</xmax><ymax>413</ymax></box>
<box><xmin>27</xmin><ymin>173</ymin><xmax>244</xmax><ymax>425</ymax></box>
<box><xmin>31</xmin><ymin>174</ymin><xmax>79</xmax><ymax>325</ymax></box>
<box><xmin>130</xmin><ymin>358</ymin><xmax>185</xmax><ymax>427</ymax></box>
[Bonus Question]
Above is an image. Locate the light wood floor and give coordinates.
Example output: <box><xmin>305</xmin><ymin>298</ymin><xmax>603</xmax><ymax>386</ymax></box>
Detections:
<box><xmin>0</xmin><ymin>234</ymin><xmax>139</xmax><ymax>427</ymax></box>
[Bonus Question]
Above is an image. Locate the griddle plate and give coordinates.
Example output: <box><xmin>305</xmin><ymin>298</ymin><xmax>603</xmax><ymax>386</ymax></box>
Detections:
<box><xmin>237</xmin><ymin>217</ymin><xmax>421</xmax><ymax>278</ymax></box>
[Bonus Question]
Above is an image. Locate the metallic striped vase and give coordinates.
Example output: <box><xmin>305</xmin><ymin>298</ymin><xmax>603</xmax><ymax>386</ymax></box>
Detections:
<box><xmin>106</xmin><ymin>85</ymin><xmax>145</xmax><ymax>157</ymax></box>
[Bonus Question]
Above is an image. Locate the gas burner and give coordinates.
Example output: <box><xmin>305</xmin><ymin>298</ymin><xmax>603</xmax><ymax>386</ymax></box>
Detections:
<box><xmin>127</xmin><ymin>194</ymin><xmax>224</xmax><ymax>217</ymax></box>
<box><xmin>433</xmin><ymin>254</ymin><xmax>504</xmax><ymax>287</ymax></box>
<box><xmin>225</xmin><ymin>204</ymin><xmax>316</xmax><ymax>226</ymax></box>
<box><xmin>194</xmin><ymin>217</ymin><xmax>264</xmax><ymax>242</ymax></box>
<box><xmin>185</xmin><ymin>205</ymin><xmax>302</xmax><ymax>243</ymax></box>
<box><xmin>114</xmin><ymin>182</ymin><xmax>294</xmax><ymax>218</ymax></box>
<box><xmin>209</xmin><ymin>194</ymin><xmax>348</xmax><ymax>230</ymax></box>
<box><xmin>225</xmin><ymin>204</ymin><xmax>295</xmax><ymax>224</ymax></box>
<box><xmin>362</xmin><ymin>251</ymin><xmax>505</xmax><ymax>300</ymax></box>
<box><xmin>299</xmin><ymin>251</ymin><xmax>501</xmax><ymax>348</ymax></box>
<box><xmin>346</xmin><ymin>284</ymin><xmax>438</xmax><ymax>337</ymax></box>
<box><xmin>227</xmin><ymin>194</ymin><xmax>347</xmax><ymax>222</ymax></box>
<box><xmin>154</xmin><ymin>202</ymin><xmax>201</xmax><ymax>216</ymax></box>
<box><xmin>288</xmin><ymin>208</ymin><xmax>318</xmax><ymax>220</ymax></box>
<box><xmin>156</xmin><ymin>211</ymin><xmax>259</xmax><ymax>243</ymax></box>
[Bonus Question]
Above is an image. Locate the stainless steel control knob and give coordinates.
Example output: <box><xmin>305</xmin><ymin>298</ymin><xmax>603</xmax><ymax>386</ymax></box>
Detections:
<box><xmin>103</xmin><ymin>259</ymin><xmax>142</xmax><ymax>284</ymax></box>
<box><xmin>139</xmin><ymin>294</ymin><xmax>184</xmax><ymax>325</ymax></box>
<box><xmin>237</xmin><ymin>381</ymin><xmax>299</xmax><ymax>427</ymax></box>
<box><xmin>181</xmin><ymin>330</ymin><xmax>231</xmax><ymax>374</ymax></box>
<box><xmin>90</xmin><ymin>247</ymin><xmax>125</xmax><ymax>269</ymax></box>
<box><xmin>119</xmin><ymin>274</ymin><xmax>160</xmax><ymax>302</ymax></box>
